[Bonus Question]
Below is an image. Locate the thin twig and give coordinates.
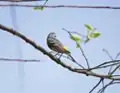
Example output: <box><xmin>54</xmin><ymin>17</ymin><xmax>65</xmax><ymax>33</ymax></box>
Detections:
<box><xmin>0</xmin><ymin>57</ymin><xmax>41</xmax><ymax>62</ymax></box>
<box><xmin>103</xmin><ymin>49</ymin><xmax>113</xmax><ymax>60</ymax></box>
<box><xmin>0</xmin><ymin>4</ymin><xmax>119</xmax><ymax>9</ymax></box>
<box><xmin>115</xmin><ymin>52</ymin><xmax>120</xmax><ymax>59</ymax></box>
<box><xmin>97</xmin><ymin>80</ymin><xmax>114</xmax><ymax>93</ymax></box>
<box><xmin>0</xmin><ymin>0</ymin><xmax>45</xmax><ymax>2</ymax></box>
<box><xmin>90</xmin><ymin>60</ymin><xmax>120</xmax><ymax>70</ymax></box>
<box><xmin>110</xmin><ymin>64</ymin><xmax>120</xmax><ymax>75</ymax></box>
<box><xmin>89</xmin><ymin>78</ymin><xmax>103</xmax><ymax>93</ymax></box>
<box><xmin>97</xmin><ymin>80</ymin><xmax>120</xmax><ymax>93</ymax></box>
<box><xmin>101</xmin><ymin>79</ymin><xmax>105</xmax><ymax>93</ymax></box>
<box><xmin>62</xmin><ymin>28</ymin><xmax>88</xmax><ymax>68</ymax></box>
<box><xmin>79</xmin><ymin>46</ymin><xmax>90</xmax><ymax>69</ymax></box>
<box><xmin>62</xmin><ymin>28</ymin><xmax>86</xmax><ymax>38</ymax></box>
<box><xmin>103</xmin><ymin>49</ymin><xmax>120</xmax><ymax>75</ymax></box>
<box><xmin>90</xmin><ymin>62</ymin><xmax>120</xmax><ymax>70</ymax></box>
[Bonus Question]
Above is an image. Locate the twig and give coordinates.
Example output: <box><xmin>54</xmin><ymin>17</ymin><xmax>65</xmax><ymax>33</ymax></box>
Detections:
<box><xmin>0</xmin><ymin>0</ymin><xmax>45</xmax><ymax>2</ymax></box>
<box><xmin>103</xmin><ymin>49</ymin><xmax>113</xmax><ymax>60</ymax></box>
<box><xmin>97</xmin><ymin>80</ymin><xmax>114</xmax><ymax>93</ymax></box>
<box><xmin>102</xmin><ymin>79</ymin><xmax>105</xmax><ymax>93</ymax></box>
<box><xmin>79</xmin><ymin>46</ymin><xmax>90</xmax><ymax>69</ymax></box>
<box><xmin>0</xmin><ymin>4</ymin><xmax>119</xmax><ymax>9</ymax></box>
<box><xmin>110</xmin><ymin>64</ymin><xmax>120</xmax><ymax>75</ymax></box>
<box><xmin>68</xmin><ymin>54</ymin><xmax>84</xmax><ymax>69</ymax></box>
<box><xmin>62</xmin><ymin>28</ymin><xmax>86</xmax><ymax>38</ymax></box>
<box><xmin>103</xmin><ymin>49</ymin><xmax>120</xmax><ymax>75</ymax></box>
<box><xmin>97</xmin><ymin>80</ymin><xmax>120</xmax><ymax>93</ymax></box>
<box><xmin>62</xmin><ymin>28</ymin><xmax>89</xmax><ymax>68</ymax></box>
<box><xmin>90</xmin><ymin>62</ymin><xmax>120</xmax><ymax>70</ymax></box>
<box><xmin>115</xmin><ymin>52</ymin><xmax>120</xmax><ymax>59</ymax></box>
<box><xmin>89</xmin><ymin>78</ymin><xmax>103</xmax><ymax>93</ymax></box>
<box><xmin>0</xmin><ymin>57</ymin><xmax>41</xmax><ymax>62</ymax></box>
<box><xmin>89</xmin><ymin>60</ymin><xmax>120</xmax><ymax>70</ymax></box>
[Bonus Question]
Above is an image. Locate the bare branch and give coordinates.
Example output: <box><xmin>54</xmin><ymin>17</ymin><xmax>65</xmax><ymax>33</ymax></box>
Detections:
<box><xmin>0</xmin><ymin>57</ymin><xmax>41</xmax><ymax>62</ymax></box>
<box><xmin>0</xmin><ymin>0</ymin><xmax>45</xmax><ymax>2</ymax></box>
<box><xmin>89</xmin><ymin>78</ymin><xmax>103</xmax><ymax>93</ymax></box>
<box><xmin>97</xmin><ymin>80</ymin><xmax>120</xmax><ymax>93</ymax></box>
<box><xmin>62</xmin><ymin>28</ymin><xmax>86</xmax><ymax>38</ymax></box>
<box><xmin>90</xmin><ymin>60</ymin><xmax>120</xmax><ymax>70</ymax></box>
<box><xmin>115</xmin><ymin>52</ymin><xmax>120</xmax><ymax>59</ymax></box>
<box><xmin>0</xmin><ymin>4</ymin><xmax>119</xmax><ymax>9</ymax></box>
<box><xmin>102</xmin><ymin>79</ymin><xmax>105</xmax><ymax>93</ymax></box>
<box><xmin>97</xmin><ymin>80</ymin><xmax>114</xmax><ymax>93</ymax></box>
<box><xmin>103</xmin><ymin>49</ymin><xmax>113</xmax><ymax>60</ymax></box>
<box><xmin>79</xmin><ymin>46</ymin><xmax>90</xmax><ymax>69</ymax></box>
<box><xmin>110</xmin><ymin>64</ymin><xmax>120</xmax><ymax>75</ymax></box>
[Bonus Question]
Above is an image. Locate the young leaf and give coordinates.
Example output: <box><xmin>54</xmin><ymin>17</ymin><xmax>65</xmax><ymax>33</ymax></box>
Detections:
<box><xmin>84</xmin><ymin>24</ymin><xmax>92</xmax><ymax>31</ymax></box>
<box><xmin>34</xmin><ymin>6</ymin><xmax>44</xmax><ymax>11</ymax></box>
<box><xmin>91</xmin><ymin>32</ymin><xmax>101</xmax><ymax>38</ymax></box>
<box><xmin>70</xmin><ymin>34</ymin><xmax>81</xmax><ymax>41</ymax></box>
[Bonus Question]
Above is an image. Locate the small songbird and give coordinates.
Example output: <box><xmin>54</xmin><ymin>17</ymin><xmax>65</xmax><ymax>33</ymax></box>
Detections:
<box><xmin>47</xmin><ymin>32</ymin><xmax>70</xmax><ymax>55</ymax></box>
<box><xmin>47</xmin><ymin>32</ymin><xmax>84</xmax><ymax>68</ymax></box>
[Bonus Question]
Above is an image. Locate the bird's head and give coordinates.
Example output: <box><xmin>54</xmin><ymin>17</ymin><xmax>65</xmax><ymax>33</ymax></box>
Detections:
<box><xmin>47</xmin><ymin>32</ymin><xmax>56</xmax><ymax>39</ymax></box>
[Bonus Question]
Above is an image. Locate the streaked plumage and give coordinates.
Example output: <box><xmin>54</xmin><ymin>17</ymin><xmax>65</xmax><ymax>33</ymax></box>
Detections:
<box><xmin>47</xmin><ymin>32</ymin><xmax>70</xmax><ymax>54</ymax></box>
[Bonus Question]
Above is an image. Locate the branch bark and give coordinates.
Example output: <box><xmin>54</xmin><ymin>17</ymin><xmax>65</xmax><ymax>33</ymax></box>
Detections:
<box><xmin>0</xmin><ymin>4</ymin><xmax>119</xmax><ymax>9</ymax></box>
<box><xmin>0</xmin><ymin>0</ymin><xmax>43</xmax><ymax>2</ymax></box>
<box><xmin>0</xmin><ymin>57</ymin><xmax>41</xmax><ymax>62</ymax></box>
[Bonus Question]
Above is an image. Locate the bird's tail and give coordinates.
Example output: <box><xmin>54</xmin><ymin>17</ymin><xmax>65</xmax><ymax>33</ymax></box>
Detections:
<box><xmin>68</xmin><ymin>54</ymin><xmax>84</xmax><ymax>69</ymax></box>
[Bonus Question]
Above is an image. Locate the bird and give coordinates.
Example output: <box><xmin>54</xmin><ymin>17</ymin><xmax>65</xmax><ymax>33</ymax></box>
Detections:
<box><xmin>47</xmin><ymin>32</ymin><xmax>84</xmax><ymax>68</ymax></box>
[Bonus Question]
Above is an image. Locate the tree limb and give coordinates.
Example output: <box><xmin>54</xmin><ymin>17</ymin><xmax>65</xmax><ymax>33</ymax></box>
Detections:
<box><xmin>0</xmin><ymin>4</ymin><xmax>119</xmax><ymax>9</ymax></box>
<box><xmin>0</xmin><ymin>57</ymin><xmax>41</xmax><ymax>62</ymax></box>
<box><xmin>0</xmin><ymin>24</ymin><xmax>120</xmax><ymax>80</ymax></box>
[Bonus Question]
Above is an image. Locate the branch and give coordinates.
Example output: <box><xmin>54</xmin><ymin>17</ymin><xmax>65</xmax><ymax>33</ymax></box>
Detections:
<box><xmin>0</xmin><ymin>24</ymin><xmax>120</xmax><ymax>80</ymax></box>
<box><xmin>89</xmin><ymin>78</ymin><xmax>103</xmax><ymax>93</ymax></box>
<box><xmin>0</xmin><ymin>0</ymin><xmax>44</xmax><ymax>2</ymax></box>
<box><xmin>0</xmin><ymin>57</ymin><xmax>41</xmax><ymax>62</ymax></box>
<box><xmin>0</xmin><ymin>4</ymin><xmax>120</xmax><ymax>9</ymax></box>
<box><xmin>97</xmin><ymin>80</ymin><xmax>120</xmax><ymax>93</ymax></box>
<box><xmin>89</xmin><ymin>60</ymin><xmax>120</xmax><ymax>70</ymax></box>
<box><xmin>110</xmin><ymin>64</ymin><xmax>120</xmax><ymax>75</ymax></box>
<box><xmin>115</xmin><ymin>52</ymin><xmax>120</xmax><ymax>59</ymax></box>
<box><xmin>79</xmin><ymin>46</ymin><xmax>90</xmax><ymax>69</ymax></box>
<box><xmin>103</xmin><ymin>49</ymin><xmax>113</xmax><ymax>60</ymax></box>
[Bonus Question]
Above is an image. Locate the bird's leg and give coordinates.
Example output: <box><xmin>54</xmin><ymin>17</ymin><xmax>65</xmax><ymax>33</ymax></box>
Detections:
<box><xmin>55</xmin><ymin>52</ymin><xmax>60</xmax><ymax>56</ymax></box>
<box><xmin>66</xmin><ymin>55</ymin><xmax>73</xmax><ymax>61</ymax></box>
<box><xmin>58</xmin><ymin>53</ymin><xmax>63</xmax><ymax>59</ymax></box>
<box><xmin>49</xmin><ymin>51</ymin><xmax>59</xmax><ymax>57</ymax></box>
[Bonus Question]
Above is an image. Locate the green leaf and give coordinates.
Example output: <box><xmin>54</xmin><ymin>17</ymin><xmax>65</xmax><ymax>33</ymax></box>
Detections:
<box><xmin>70</xmin><ymin>34</ymin><xmax>81</xmax><ymax>41</ymax></box>
<box><xmin>91</xmin><ymin>32</ymin><xmax>101</xmax><ymax>38</ymax></box>
<box><xmin>34</xmin><ymin>6</ymin><xmax>44</xmax><ymax>11</ymax></box>
<box><xmin>84</xmin><ymin>24</ymin><xmax>92</xmax><ymax>31</ymax></box>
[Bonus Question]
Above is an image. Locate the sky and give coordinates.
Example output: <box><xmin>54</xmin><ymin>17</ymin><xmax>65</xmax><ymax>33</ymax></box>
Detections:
<box><xmin>0</xmin><ymin>0</ymin><xmax>120</xmax><ymax>93</ymax></box>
